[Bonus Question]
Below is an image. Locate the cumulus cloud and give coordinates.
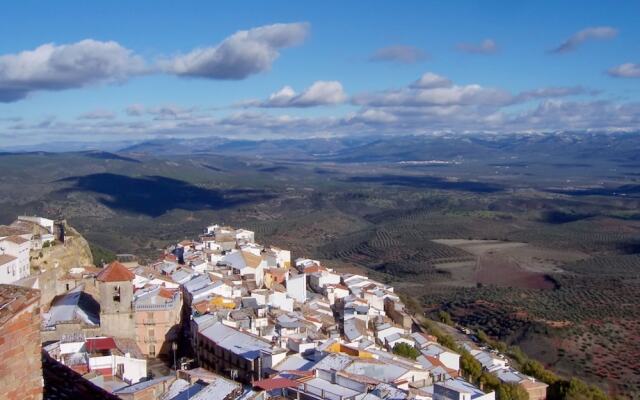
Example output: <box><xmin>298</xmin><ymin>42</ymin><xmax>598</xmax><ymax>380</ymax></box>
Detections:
<box><xmin>515</xmin><ymin>86</ymin><xmax>592</xmax><ymax>102</ymax></box>
<box><xmin>550</xmin><ymin>26</ymin><xmax>618</xmax><ymax>54</ymax></box>
<box><xmin>124</xmin><ymin>104</ymin><xmax>196</xmax><ymax>119</ymax></box>
<box><xmin>456</xmin><ymin>39</ymin><xmax>498</xmax><ymax>55</ymax></box>
<box><xmin>161</xmin><ymin>22</ymin><xmax>309</xmax><ymax>80</ymax></box>
<box><xmin>368</xmin><ymin>45</ymin><xmax>428</xmax><ymax>64</ymax></box>
<box><xmin>346</xmin><ymin>72</ymin><xmax>611</xmax><ymax>134</ymax></box>
<box><xmin>354</xmin><ymin>72</ymin><xmax>592</xmax><ymax>110</ymax></box>
<box><xmin>608</xmin><ymin>63</ymin><xmax>640</xmax><ymax>78</ymax></box>
<box><xmin>353</xmin><ymin>78</ymin><xmax>512</xmax><ymax>108</ymax></box>
<box><xmin>248</xmin><ymin>80</ymin><xmax>347</xmax><ymax>108</ymax></box>
<box><xmin>78</xmin><ymin>109</ymin><xmax>116</xmax><ymax>120</ymax></box>
<box><xmin>410</xmin><ymin>72</ymin><xmax>453</xmax><ymax>89</ymax></box>
<box><xmin>0</xmin><ymin>39</ymin><xmax>145</xmax><ymax>102</ymax></box>
<box><xmin>509</xmin><ymin>99</ymin><xmax>640</xmax><ymax>131</ymax></box>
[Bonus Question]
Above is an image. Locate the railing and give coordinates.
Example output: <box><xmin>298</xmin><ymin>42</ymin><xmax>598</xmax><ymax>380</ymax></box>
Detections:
<box><xmin>134</xmin><ymin>302</ymin><xmax>177</xmax><ymax>311</ymax></box>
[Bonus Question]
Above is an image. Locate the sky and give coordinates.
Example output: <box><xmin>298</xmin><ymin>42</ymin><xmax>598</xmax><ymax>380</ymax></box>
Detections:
<box><xmin>1</xmin><ymin>0</ymin><xmax>639</xmax><ymax>146</ymax></box>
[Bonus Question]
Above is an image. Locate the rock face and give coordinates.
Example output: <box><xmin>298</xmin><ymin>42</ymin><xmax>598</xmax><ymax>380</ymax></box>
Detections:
<box><xmin>30</xmin><ymin>224</ymin><xmax>94</xmax><ymax>272</ymax></box>
<box><xmin>29</xmin><ymin>222</ymin><xmax>94</xmax><ymax>307</ymax></box>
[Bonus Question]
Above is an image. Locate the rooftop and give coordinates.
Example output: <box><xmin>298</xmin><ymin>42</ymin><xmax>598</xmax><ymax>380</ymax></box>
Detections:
<box><xmin>0</xmin><ymin>253</ymin><xmax>17</xmax><ymax>266</ymax></box>
<box><xmin>45</xmin><ymin>286</ymin><xmax>100</xmax><ymax>327</ymax></box>
<box><xmin>0</xmin><ymin>283</ymin><xmax>40</xmax><ymax>326</ymax></box>
<box><xmin>200</xmin><ymin>322</ymin><xmax>281</xmax><ymax>360</ymax></box>
<box><xmin>96</xmin><ymin>261</ymin><xmax>135</xmax><ymax>282</ymax></box>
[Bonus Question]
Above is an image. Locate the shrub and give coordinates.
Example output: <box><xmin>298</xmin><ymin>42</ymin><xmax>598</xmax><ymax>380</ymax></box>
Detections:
<box><xmin>392</xmin><ymin>342</ymin><xmax>420</xmax><ymax>360</ymax></box>
<box><xmin>497</xmin><ymin>382</ymin><xmax>530</xmax><ymax>400</ymax></box>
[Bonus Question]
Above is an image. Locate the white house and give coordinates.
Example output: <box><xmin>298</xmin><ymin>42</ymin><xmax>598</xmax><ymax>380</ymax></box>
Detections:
<box><xmin>309</xmin><ymin>270</ymin><xmax>341</xmax><ymax>292</ymax></box>
<box><xmin>286</xmin><ymin>273</ymin><xmax>307</xmax><ymax>303</ymax></box>
<box><xmin>0</xmin><ymin>254</ymin><xmax>20</xmax><ymax>284</ymax></box>
<box><xmin>423</xmin><ymin>343</ymin><xmax>461</xmax><ymax>372</ymax></box>
<box><xmin>0</xmin><ymin>235</ymin><xmax>30</xmax><ymax>282</ymax></box>
<box><xmin>324</xmin><ymin>284</ymin><xmax>350</xmax><ymax>305</ymax></box>
<box><xmin>434</xmin><ymin>379</ymin><xmax>495</xmax><ymax>400</ymax></box>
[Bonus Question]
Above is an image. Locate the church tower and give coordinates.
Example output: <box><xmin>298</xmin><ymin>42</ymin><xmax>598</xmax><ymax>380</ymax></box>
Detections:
<box><xmin>96</xmin><ymin>261</ymin><xmax>135</xmax><ymax>338</ymax></box>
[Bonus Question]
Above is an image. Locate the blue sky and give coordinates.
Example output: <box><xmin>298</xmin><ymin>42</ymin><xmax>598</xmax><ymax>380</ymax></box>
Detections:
<box><xmin>1</xmin><ymin>1</ymin><xmax>639</xmax><ymax>146</ymax></box>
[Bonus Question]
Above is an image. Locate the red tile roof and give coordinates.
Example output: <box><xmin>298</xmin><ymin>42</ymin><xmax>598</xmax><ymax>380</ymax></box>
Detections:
<box><xmin>158</xmin><ymin>287</ymin><xmax>176</xmax><ymax>299</ymax></box>
<box><xmin>0</xmin><ymin>254</ymin><xmax>17</xmax><ymax>266</ymax></box>
<box><xmin>3</xmin><ymin>235</ymin><xmax>29</xmax><ymax>244</ymax></box>
<box><xmin>85</xmin><ymin>337</ymin><xmax>117</xmax><ymax>352</ymax></box>
<box><xmin>96</xmin><ymin>261</ymin><xmax>135</xmax><ymax>282</ymax></box>
<box><xmin>253</xmin><ymin>378</ymin><xmax>300</xmax><ymax>391</ymax></box>
<box><xmin>0</xmin><ymin>284</ymin><xmax>40</xmax><ymax>326</ymax></box>
<box><xmin>303</xmin><ymin>264</ymin><xmax>326</xmax><ymax>274</ymax></box>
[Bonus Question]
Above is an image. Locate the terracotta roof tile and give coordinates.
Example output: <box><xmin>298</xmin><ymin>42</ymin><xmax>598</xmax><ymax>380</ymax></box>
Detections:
<box><xmin>0</xmin><ymin>254</ymin><xmax>17</xmax><ymax>266</ymax></box>
<box><xmin>85</xmin><ymin>337</ymin><xmax>117</xmax><ymax>352</ymax></box>
<box><xmin>0</xmin><ymin>284</ymin><xmax>40</xmax><ymax>326</ymax></box>
<box><xmin>3</xmin><ymin>235</ymin><xmax>29</xmax><ymax>244</ymax></box>
<box><xmin>96</xmin><ymin>261</ymin><xmax>135</xmax><ymax>282</ymax></box>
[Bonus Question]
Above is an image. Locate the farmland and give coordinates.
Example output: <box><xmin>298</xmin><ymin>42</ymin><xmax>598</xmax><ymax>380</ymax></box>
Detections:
<box><xmin>2</xmin><ymin>134</ymin><xmax>640</xmax><ymax>396</ymax></box>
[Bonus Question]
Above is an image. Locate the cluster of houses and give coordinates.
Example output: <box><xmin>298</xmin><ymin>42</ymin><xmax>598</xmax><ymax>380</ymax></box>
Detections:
<box><xmin>2</xmin><ymin>217</ymin><xmax>548</xmax><ymax>400</ymax></box>
<box><xmin>0</xmin><ymin>216</ymin><xmax>57</xmax><ymax>284</ymax></box>
<box><xmin>88</xmin><ymin>223</ymin><xmax>546</xmax><ymax>400</ymax></box>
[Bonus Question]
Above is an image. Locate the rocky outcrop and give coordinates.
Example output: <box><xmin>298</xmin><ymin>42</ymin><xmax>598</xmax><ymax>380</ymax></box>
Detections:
<box><xmin>28</xmin><ymin>222</ymin><xmax>94</xmax><ymax>307</ymax></box>
<box><xmin>30</xmin><ymin>223</ymin><xmax>93</xmax><ymax>272</ymax></box>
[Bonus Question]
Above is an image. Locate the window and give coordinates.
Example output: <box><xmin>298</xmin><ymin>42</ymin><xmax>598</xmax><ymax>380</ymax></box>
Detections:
<box><xmin>149</xmin><ymin>344</ymin><xmax>156</xmax><ymax>357</ymax></box>
<box><xmin>148</xmin><ymin>328</ymin><xmax>155</xmax><ymax>339</ymax></box>
<box><xmin>113</xmin><ymin>285</ymin><xmax>121</xmax><ymax>302</ymax></box>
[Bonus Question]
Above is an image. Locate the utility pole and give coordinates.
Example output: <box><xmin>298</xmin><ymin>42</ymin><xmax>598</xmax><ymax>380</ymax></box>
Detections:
<box><xmin>172</xmin><ymin>341</ymin><xmax>178</xmax><ymax>378</ymax></box>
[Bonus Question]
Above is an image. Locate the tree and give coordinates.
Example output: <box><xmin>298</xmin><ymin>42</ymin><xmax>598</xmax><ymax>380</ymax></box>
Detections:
<box><xmin>392</xmin><ymin>342</ymin><xmax>420</xmax><ymax>360</ymax></box>
<box><xmin>439</xmin><ymin>310</ymin><xmax>453</xmax><ymax>326</ymax></box>
<box><xmin>522</xmin><ymin>359</ymin><xmax>559</xmax><ymax>384</ymax></box>
<box><xmin>460</xmin><ymin>351</ymin><xmax>483</xmax><ymax>382</ymax></box>
<box><xmin>480</xmin><ymin>371</ymin><xmax>501</xmax><ymax>392</ymax></box>
<box><xmin>497</xmin><ymin>382</ymin><xmax>530</xmax><ymax>400</ymax></box>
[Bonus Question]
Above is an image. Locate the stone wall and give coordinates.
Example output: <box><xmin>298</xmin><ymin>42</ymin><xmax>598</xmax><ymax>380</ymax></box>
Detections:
<box><xmin>0</xmin><ymin>286</ymin><xmax>43</xmax><ymax>400</ymax></box>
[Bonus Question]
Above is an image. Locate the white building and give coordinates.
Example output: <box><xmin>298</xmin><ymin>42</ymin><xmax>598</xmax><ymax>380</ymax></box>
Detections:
<box><xmin>434</xmin><ymin>379</ymin><xmax>495</xmax><ymax>400</ymax></box>
<box><xmin>0</xmin><ymin>254</ymin><xmax>20</xmax><ymax>284</ymax></box>
<box><xmin>286</xmin><ymin>273</ymin><xmax>307</xmax><ymax>303</ymax></box>
<box><xmin>423</xmin><ymin>343</ymin><xmax>461</xmax><ymax>372</ymax></box>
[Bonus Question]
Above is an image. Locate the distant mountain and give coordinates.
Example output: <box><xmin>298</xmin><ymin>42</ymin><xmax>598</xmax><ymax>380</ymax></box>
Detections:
<box><xmin>118</xmin><ymin>132</ymin><xmax>640</xmax><ymax>165</ymax></box>
<box><xmin>0</xmin><ymin>140</ymin><xmax>139</xmax><ymax>153</ymax></box>
<box><xmin>4</xmin><ymin>132</ymin><xmax>640</xmax><ymax>165</ymax></box>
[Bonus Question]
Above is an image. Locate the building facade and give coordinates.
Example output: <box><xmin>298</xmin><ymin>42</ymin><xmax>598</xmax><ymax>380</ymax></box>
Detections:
<box><xmin>133</xmin><ymin>287</ymin><xmax>182</xmax><ymax>357</ymax></box>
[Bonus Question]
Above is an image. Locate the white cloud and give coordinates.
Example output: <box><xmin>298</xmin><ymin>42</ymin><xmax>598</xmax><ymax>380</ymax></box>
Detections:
<box><xmin>249</xmin><ymin>80</ymin><xmax>347</xmax><ymax>108</ymax></box>
<box><xmin>608</xmin><ymin>63</ymin><xmax>640</xmax><ymax>78</ymax></box>
<box><xmin>161</xmin><ymin>22</ymin><xmax>310</xmax><ymax>80</ymax></box>
<box><xmin>550</xmin><ymin>26</ymin><xmax>618</xmax><ymax>54</ymax></box>
<box><xmin>355</xmin><ymin>73</ymin><xmax>592</xmax><ymax>109</ymax></box>
<box><xmin>353</xmin><ymin>81</ymin><xmax>513</xmax><ymax>108</ymax></box>
<box><xmin>515</xmin><ymin>86</ymin><xmax>591</xmax><ymax>102</ymax></box>
<box><xmin>0</xmin><ymin>39</ymin><xmax>145</xmax><ymax>102</ymax></box>
<box><xmin>124</xmin><ymin>104</ymin><xmax>196</xmax><ymax>119</ymax></box>
<box><xmin>410</xmin><ymin>72</ymin><xmax>453</xmax><ymax>89</ymax></box>
<box><xmin>368</xmin><ymin>45</ymin><xmax>428</xmax><ymax>64</ymax></box>
<box><xmin>78</xmin><ymin>109</ymin><xmax>116</xmax><ymax>120</ymax></box>
<box><xmin>126</xmin><ymin>104</ymin><xmax>146</xmax><ymax>116</ymax></box>
<box><xmin>456</xmin><ymin>39</ymin><xmax>498</xmax><ymax>55</ymax></box>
